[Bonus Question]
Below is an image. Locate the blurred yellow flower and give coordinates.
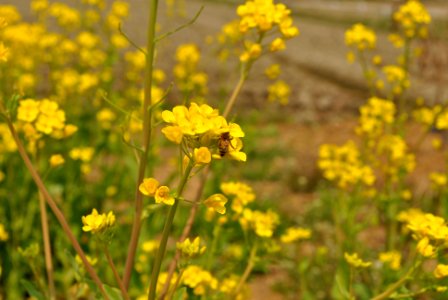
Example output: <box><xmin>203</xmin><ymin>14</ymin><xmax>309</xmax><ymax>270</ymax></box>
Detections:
<box><xmin>204</xmin><ymin>194</ymin><xmax>228</xmax><ymax>214</ymax></box>
<box><xmin>344</xmin><ymin>252</ymin><xmax>371</xmax><ymax>268</ymax></box>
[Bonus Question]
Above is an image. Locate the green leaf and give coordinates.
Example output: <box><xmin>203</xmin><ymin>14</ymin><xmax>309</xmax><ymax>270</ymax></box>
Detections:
<box><xmin>20</xmin><ymin>279</ymin><xmax>45</xmax><ymax>300</ymax></box>
<box><xmin>104</xmin><ymin>284</ymin><xmax>123</xmax><ymax>300</ymax></box>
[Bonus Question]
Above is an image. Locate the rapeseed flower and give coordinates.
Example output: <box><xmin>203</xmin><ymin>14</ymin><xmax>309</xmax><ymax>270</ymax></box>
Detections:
<box><xmin>345</xmin><ymin>23</ymin><xmax>376</xmax><ymax>50</ymax></box>
<box><xmin>139</xmin><ymin>177</ymin><xmax>160</xmax><ymax>197</ymax></box>
<box><xmin>155</xmin><ymin>186</ymin><xmax>175</xmax><ymax>205</ymax></box>
<box><xmin>176</xmin><ymin>237</ymin><xmax>206</xmax><ymax>258</ymax></box>
<box><xmin>344</xmin><ymin>252</ymin><xmax>371</xmax><ymax>268</ymax></box>
<box><xmin>434</xmin><ymin>264</ymin><xmax>448</xmax><ymax>279</ymax></box>
<box><xmin>203</xmin><ymin>193</ymin><xmax>228</xmax><ymax>214</ymax></box>
<box><xmin>82</xmin><ymin>209</ymin><xmax>116</xmax><ymax>234</ymax></box>
<box><xmin>49</xmin><ymin>154</ymin><xmax>65</xmax><ymax>167</ymax></box>
<box><xmin>280</xmin><ymin>227</ymin><xmax>311</xmax><ymax>243</ymax></box>
<box><xmin>181</xmin><ymin>265</ymin><xmax>217</xmax><ymax>295</ymax></box>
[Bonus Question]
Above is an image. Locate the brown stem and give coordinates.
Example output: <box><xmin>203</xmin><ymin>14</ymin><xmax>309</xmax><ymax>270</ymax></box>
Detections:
<box><xmin>38</xmin><ymin>192</ymin><xmax>56</xmax><ymax>300</ymax></box>
<box><xmin>122</xmin><ymin>0</ymin><xmax>159</xmax><ymax>289</ymax></box>
<box><xmin>4</xmin><ymin>119</ymin><xmax>108</xmax><ymax>299</ymax></box>
<box><xmin>105</xmin><ymin>246</ymin><xmax>130</xmax><ymax>300</ymax></box>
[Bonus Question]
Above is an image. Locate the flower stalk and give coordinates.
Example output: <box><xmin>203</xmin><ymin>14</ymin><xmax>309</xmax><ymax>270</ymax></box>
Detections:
<box><xmin>123</xmin><ymin>0</ymin><xmax>159</xmax><ymax>289</ymax></box>
<box><xmin>147</xmin><ymin>162</ymin><xmax>194</xmax><ymax>300</ymax></box>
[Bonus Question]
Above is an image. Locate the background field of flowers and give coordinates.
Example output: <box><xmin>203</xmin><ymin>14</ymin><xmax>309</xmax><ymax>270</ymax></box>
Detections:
<box><xmin>1</xmin><ymin>0</ymin><xmax>448</xmax><ymax>299</ymax></box>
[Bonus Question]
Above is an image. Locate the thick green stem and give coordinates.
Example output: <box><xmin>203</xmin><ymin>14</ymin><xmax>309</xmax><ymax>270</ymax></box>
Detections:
<box><xmin>123</xmin><ymin>0</ymin><xmax>159</xmax><ymax>289</ymax></box>
<box><xmin>148</xmin><ymin>163</ymin><xmax>193</xmax><ymax>300</ymax></box>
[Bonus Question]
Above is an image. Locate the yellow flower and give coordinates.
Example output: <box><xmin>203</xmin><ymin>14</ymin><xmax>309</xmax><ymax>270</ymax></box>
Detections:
<box><xmin>81</xmin><ymin>209</ymin><xmax>115</xmax><ymax>234</ymax></box>
<box><xmin>70</xmin><ymin>147</ymin><xmax>94</xmax><ymax>162</ymax></box>
<box><xmin>434</xmin><ymin>264</ymin><xmax>448</xmax><ymax>279</ymax></box>
<box><xmin>17</xmin><ymin>99</ymin><xmax>40</xmax><ymax>122</ymax></box>
<box><xmin>75</xmin><ymin>254</ymin><xmax>98</xmax><ymax>269</ymax></box>
<box><xmin>280</xmin><ymin>227</ymin><xmax>311</xmax><ymax>243</ymax></box>
<box><xmin>0</xmin><ymin>43</ymin><xmax>9</xmax><ymax>62</ymax></box>
<box><xmin>267</xmin><ymin>80</ymin><xmax>290</xmax><ymax>105</ymax></box>
<box><xmin>241</xmin><ymin>209</ymin><xmax>279</xmax><ymax>238</ymax></box>
<box><xmin>269</xmin><ymin>38</ymin><xmax>285</xmax><ymax>52</ymax></box>
<box><xmin>139</xmin><ymin>178</ymin><xmax>160</xmax><ymax>197</ymax></box>
<box><xmin>194</xmin><ymin>147</ymin><xmax>212</xmax><ymax>164</ymax></box>
<box><xmin>345</xmin><ymin>23</ymin><xmax>376</xmax><ymax>50</ymax></box>
<box><xmin>416</xmin><ymin>237</ymin><xmax>436</xmax><ymax>257</ymax></box>
<box><xmin>49</xmin><ymin>154</ymin><xmax>65</xmax><ymax>167</ymax></box>
<box><xmin>142</xmin><ymin>240</ymin><xmax>158</xmax><ymax>253</ymax></box>
<box><xmin>379</xmin><ymin>251</ymin><xmax>401</xmax><ymax>270</ymax></box>
<box><xmin>203</xmin><ymin>194</ymin><xmax>228</xmax><ymax>214</ymax></box>
<box><xmin>182</xmin><ymin>265</ymin><xmax>217</xmax><ymax>295</ymax></box>
<box><xmin>0</xmin><ymin>224</ymin><xmax>9</xmax><ymax>241</ymax></box>
<box><xmin>430</xmin><ymin>172</ymin><xmax>447</xmax><ymax>188</ymax></box>
<box><xmin>155</xmin><ymin>186</ymin><xmax>175</xmax><ymax>205</ymax></box>
<box><xmin>344</xmin><ymin>252</ymin><xmax>371</xmax><ymax>268</ymax></box>
<box><xmin>176</xmin><ymin>237</ymin><xmax>206</xmax><ymax>258</ymax></box>
<box><xmin>264</xmin><ymin>64</ymin><xmax>281</xmax><ymax>80</ymax></box>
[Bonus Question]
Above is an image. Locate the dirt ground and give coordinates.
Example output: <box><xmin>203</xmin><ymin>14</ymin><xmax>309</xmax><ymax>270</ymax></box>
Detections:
<box><xmin>7</xmin><ymin>0</ymin><xmax>448</xmax><ymax>298</ymax></box>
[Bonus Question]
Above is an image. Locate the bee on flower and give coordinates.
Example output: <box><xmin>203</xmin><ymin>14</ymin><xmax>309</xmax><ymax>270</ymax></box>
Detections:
<box><xmin>161</xmin><ymin>102</ymin><xmax>246</xmax><ymax>162</ymax></box>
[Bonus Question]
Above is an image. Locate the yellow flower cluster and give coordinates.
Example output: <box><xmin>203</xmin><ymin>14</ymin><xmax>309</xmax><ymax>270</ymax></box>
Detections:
<box><xmin>398</xmin><ymin>209</ymin><xmax>448</xmax><ymax>257</ymax></box>
<box><xmin>267</xmin><ymin>80</ymin><xmax>291</xmax><ymax>105</ymax></box>
<box><xmin>356</xmin><ymin>97</ymin><xmax>395</xmax><ymax>138</ymax></box>
<box><xmin>181</xmin><ymin>265</ymin><xmax>218</xmax><ymax>296</ymax></box>
<box><xmin>240</xmin><ymin>209</ymin><xmax>279</xmax><ymax>238</ymax></box>
<box><xmin>344</xmin><ymin>252</ymin><xmax>372</xmax><ymax>268</ymax></box>
<box><xmin>81</xmin><ymin>208</ymin><xmax>116</xmax><ymax>234</ymax></box>
<box><xmin>237</xmin><ymin>0</ymin><xmax>298</xmax><ymax>37</ymax></box>
<box><xmin>17</xmin><ymin>98</ymin><xmax>77</xmax><ymax>140</ymax></box>
<box><xmin>393</xmin><ymin>0</ymin><xmax>431</xmax><ymax>39</ymax></box>
<box><xmin>379</xmin><ymin>251</ymin><xmax>401</xmax><ymax>270</ymax></box>
<box><xmin>413</xmin><ymin>105</ymin><xmax>440</xmax><ymax>127</ymax></box>
<box><xmin>218</xmin><ymin>0</ymin><xmax>298</xmax><ymax>63</ymax></box>
<box><xmin>280</xmin><ymin>227</ymin><xmax>311</xmax><ymax>244</ymax></box>
<box><xmin>377</xmin><ymin>134</ymin><xmax>415</xmax><ymax>180</ymax></box>
<box><xmin>318</xmin><ymin>141</ymin><xmax>375</xmax><ymax>189</ymax></box>
<box><xmin>176</xmin><ymin>237</ymin><xmax>206</xmax><ymax>258</ymax></box>
<box><xmin>382</xmin><ymin>65</ymin><xmax>410</xmax><ymax>96</ymax></box>
<box><xmin>161</xmin><ymin>103</ymin><xmax>246</xmax><ymax>162</ymax></box>
<box><xmin>173</xmin><ymin>44</ymin><xmax>208</xmax><ymax>102</ymax></box>
<box><xmin>345</xmin><ymin>23</ymin><xmax>376</xmax><ymax>51</ymax></box>
<box><xmin>220</xmin><ymin>181</ymin><xmax>255</xmax><ymax>214</ymax></box>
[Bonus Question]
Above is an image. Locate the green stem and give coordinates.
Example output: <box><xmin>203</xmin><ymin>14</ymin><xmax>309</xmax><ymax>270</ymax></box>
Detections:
<box><xmin>148</xmin><ymin>162</ymin><xmax>193</xmax><ymax>300</ymax></box>
<box><xmin>358</xmin><ymin>50</ymin><xmax>375</xmax><ymax>97</ymax></box>
<box><xmin>371</xmin><ymin>259</ymin><xmax>422</xmax><ymax>300</ymax></box>
<box><xmin>234</xmin><ymin>242</ymin><xmax>258</xmax><ymax>296</ymax></box>
<box><xmin>223</xmin><ymin>70</ymin><xmax>247</xmax><ymax>118</ymax></box>
<box><xmin>123</xmin><ymin>0</ymin><xmax>159</xmax><ymax>289</ymax></box>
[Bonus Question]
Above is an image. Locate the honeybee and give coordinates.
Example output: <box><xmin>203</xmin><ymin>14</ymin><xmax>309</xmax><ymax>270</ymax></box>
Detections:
<box><xmin>218</xmin><ymin>132</ymin><xmax>233</xmax><ymax>157</ymax></box>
